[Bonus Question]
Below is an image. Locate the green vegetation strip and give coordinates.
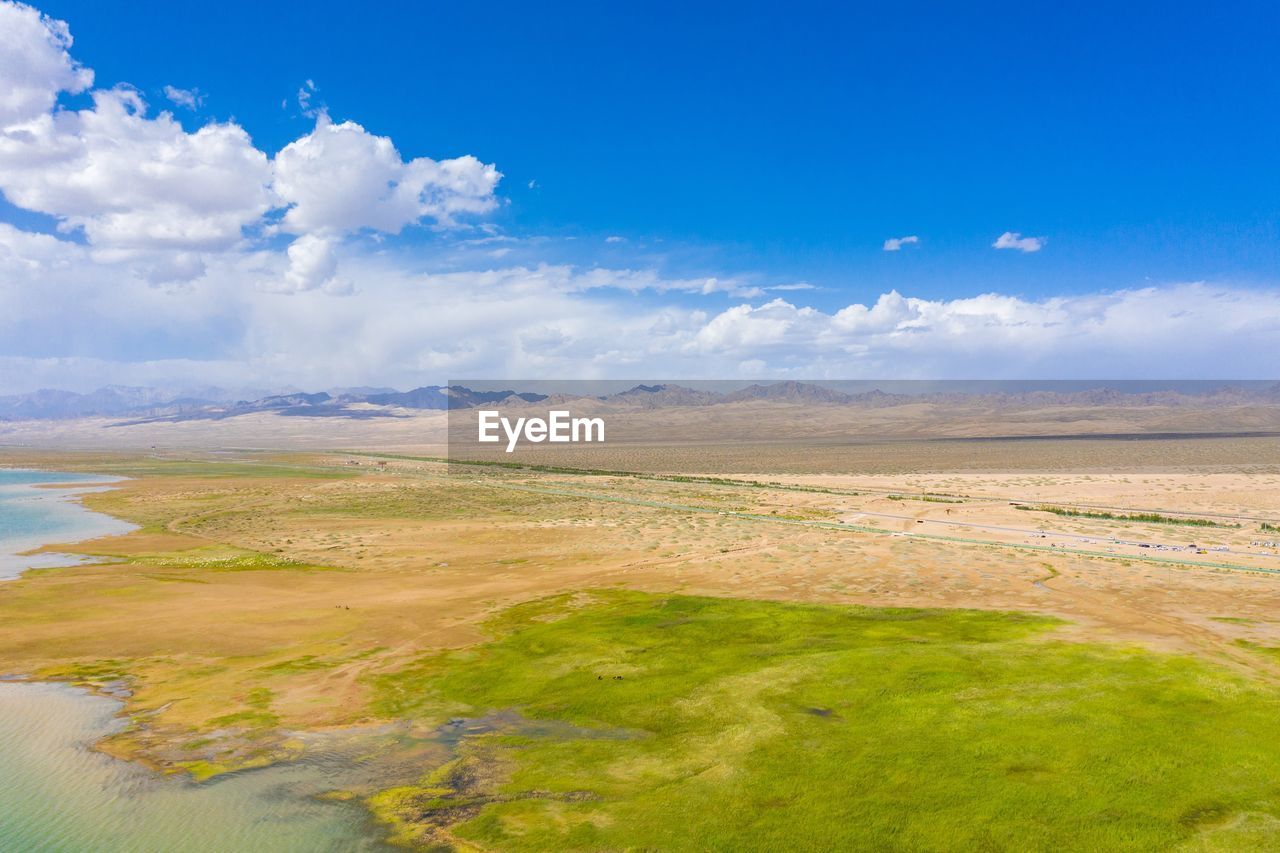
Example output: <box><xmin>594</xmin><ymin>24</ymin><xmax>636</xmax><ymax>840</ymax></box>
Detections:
<box><xmin>887</xmin><ymin>494</ymin><xmax>965</xmax><ymax>503</ymax></box>
<box><xmin>369</xmin><ymin>591</ymin><xmax>1280</xmax><ymax>850</ymax></box>
<box><xmin>1015</xmin><ymin>504</ymin><xmax>1239</xmax><ymax>528</ymax></box>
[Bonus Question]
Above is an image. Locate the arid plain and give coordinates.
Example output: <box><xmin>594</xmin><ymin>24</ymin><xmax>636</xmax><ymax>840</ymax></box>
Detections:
<box><xmin>4</xmin><ymin>395</ymin><xmax>1280</xmax><ymax>850</ymax></box>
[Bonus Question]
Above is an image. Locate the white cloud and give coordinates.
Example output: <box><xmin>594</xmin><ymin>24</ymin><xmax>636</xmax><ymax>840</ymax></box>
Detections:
<box><xmin>0</xmin><ymin>4</ymin><xmax>500</xmax><ymax>287</ymax></box>
<box><xmin>605</xmin><ymin>235</ymin><xmax>624</xmax><ymax>243</ymax></box>
<box><xmin>0</xmin><ymin>5</ymin><xmax>273</xmax><ymax>276</ymax></box>
<box><xmin>1</xmin><ymin>226</ymin><xmax>1277</xmax><ymax>392</ymax></box>
<box><xmin>163</xmin><ymin>85</ymin><xmax>203</xmax><ymax>110</ymax></box>
<box><xmin>0</xmin><ymin>87</ymin><xmax>273</xmax><ymax>260</ymax></box>
<box><xmin>0</xmin><ymin>1</ymin><xmax>92</xmax><ymax>126</ymax></box>
<box><xmin>567</xmin><ymin>267</ymin><xmax>764</xmax><ymax>298</ymax></box>
<box><xmin>831</xmin><ymin>291</ymin><xmax>918</xmax><ymax>334</ymax></box>
<box><xmin>0</xmin><ymin>220</ymin><xmax>74</xmax><ymax>268</ymax></box>
<box><xmin>882</xmin><ymin>235</ymin><xmax>919</xmax><ymax>251</ymax></box>
<box><xmin>692</xmin><ymin>299</ymin><xmax>820</xmax><ymax>353</ymax></box>
<box><xmin>674</xmin><ymin>284</ymin><xmax>1280</xmax><ymax>377</ymax></box>
<box><xmin>135</xmin><ymin>250</ymin><xmax>206</xmax><ymax>284</ymax></box>
<box><xmin>272</xmin><ymin>116</ymin><xmax>500</xmax><ymax>235</ymax></box>
<box><xmin>278</xmin><ymin>233</ymin><xmax>340</xmax><ymax>293</ymax></box>
<box><xmin>993</xmin><ymin>231</ymin><xmax>1045</xmax><ymax>252</ymax></box>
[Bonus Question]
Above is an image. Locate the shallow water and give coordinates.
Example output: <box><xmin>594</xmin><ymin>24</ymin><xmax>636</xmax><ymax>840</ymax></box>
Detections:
<box><xmin>0</xmin><ymin>682</ymin><xmax>389</xmax><ymax>852</ymax></box>
<box><xmin>0</xmin><ymin>469</ymin><xmax>391</xmax><ymax>851</ymax></box>
<box><xmin>0</xmin><ymin>468</ymin><xmax>136</xmax><ymax>580</ymax></box>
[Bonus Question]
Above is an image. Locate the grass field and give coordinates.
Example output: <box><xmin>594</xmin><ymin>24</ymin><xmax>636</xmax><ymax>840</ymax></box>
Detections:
<box><xmin>368</xmin><ymin>591</ymin><xmax>1280</xmax><ymax>850</ymax></box>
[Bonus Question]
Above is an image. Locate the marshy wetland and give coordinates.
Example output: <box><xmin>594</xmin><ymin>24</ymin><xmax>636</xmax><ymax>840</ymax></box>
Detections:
<box><xmin>3</xmin><ymin>438</ymin><xmax>1280</xmax><ymax>850</ymax></box>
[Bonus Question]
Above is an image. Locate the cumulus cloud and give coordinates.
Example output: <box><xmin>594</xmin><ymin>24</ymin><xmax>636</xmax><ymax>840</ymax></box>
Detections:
<box><xmin>272</xmin><ymin>116</ymin><xmax>500</xmax><ymax>235</ymax></box>
<box><xmin>993</xmin><ymin>231</ymin><xmax>1045</xmax><ymax>252</ymax></box>
<box><xmin>831</xmin><ymin>291</ymin><xmax>918</xmax><ymax>334</ymax></box>
<box><xmin>0</xmin><ymin>1</ymin><xmax>92</xmax><ymax>126</ymax></box>
<box><xmin>692</xmin><ymin>299</ymin><xmax>821</xmax><ymax>353</ymax></box>
<box><xmin>0</xmin><ymin>5</ymin><xmax>273</xmax><ymax>271</ymax></box>
<box><xmin>678</xmin><ymin>284</ymin><xmax>1280</xmax><ymax>377</ymax></box>
<box><xmin>0</xmin><ymin>87</ymin><xmax>273</xmax><ymax>258</ymax></box>
<box><xmin>882</xmin><ymin>235</ymin><xmax>919</xmax><ymax>251</ymax></box>
<box><xmin>278</xmin><ymin>233</ymin><xmax>341</xmax><ymax>293</ymax></box>
<box><xmin>0</xmin><ymin>3</ymin><xmax>500</xmax><ymax>287</ymax></box>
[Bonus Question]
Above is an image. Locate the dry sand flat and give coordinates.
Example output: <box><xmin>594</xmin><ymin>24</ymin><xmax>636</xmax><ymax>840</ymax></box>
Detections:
<box><xmin>777</xmin><ymin>469</ymin><xmax>1280</xmax><ymax>517</ymax></box>
<box><xmin>455</xmin><ymin>433</ymin><xmax>1280</xmax><ymax>477</ymax></box>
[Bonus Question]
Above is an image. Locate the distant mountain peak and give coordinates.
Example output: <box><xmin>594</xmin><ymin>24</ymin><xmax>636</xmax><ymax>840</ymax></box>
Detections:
<box><xmin>723</xmin><ymin>381</ymin><xmax>854</xmax><ymax>405</ymax></box>
<box><xmin>607</xmin><ymin>384</ymin><xmax>722</xmax><ymax>407</ymax></box>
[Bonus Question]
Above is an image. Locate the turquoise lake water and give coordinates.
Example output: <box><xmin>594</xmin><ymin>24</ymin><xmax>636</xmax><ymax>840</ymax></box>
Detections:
<box><xmin>0</xmin><ymin>469</ymin><xmax>391</xmax><ymax>851</ymax></box>
<box><xmin>0</xmin><ymin>468</ymin><xmax>136</xmax><ymax>580</ymax></box>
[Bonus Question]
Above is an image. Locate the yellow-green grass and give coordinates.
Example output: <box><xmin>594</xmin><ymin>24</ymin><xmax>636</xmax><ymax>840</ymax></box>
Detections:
<box><xmin>370</xmin><ymin>591</ymin><xmax>1280</xmax><ymax>851</ymax></box>
<box><xmin>1236</xmin><ymin>640</ymin><xmax>1280</xmax><ymax>663</ymax></box>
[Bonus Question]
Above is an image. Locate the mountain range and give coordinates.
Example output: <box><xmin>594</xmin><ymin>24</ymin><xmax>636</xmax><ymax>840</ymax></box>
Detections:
<box><xmin>2</xmin><ymin>381</ymin><xmax>1280</xmax><ymax>423</ymax></box>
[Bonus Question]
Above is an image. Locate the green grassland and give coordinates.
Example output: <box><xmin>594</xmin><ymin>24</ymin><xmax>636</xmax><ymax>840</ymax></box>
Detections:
<box><xmin>370</xmin><ymin>591</ymin><xmax>1280</xmax><ymax>851</ymax></box>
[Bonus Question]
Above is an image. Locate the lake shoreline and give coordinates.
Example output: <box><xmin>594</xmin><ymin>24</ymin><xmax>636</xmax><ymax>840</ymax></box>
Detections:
<box><xmin>0</xmin><ymin>467</ymin><xmax>137</xmax><ymax>581</ymax></box>
<box><xmin>0</xmin><ymin>680</ymin><xmax>390</xmax><ymax>851</ymax></box>
<box><xmin>0</xmin><ymin>468</ymin><xmax>392</xmax><ymax>850</ymax></box>
<box><xmin>0</xmin><ymin>466</ymin><xmax>154</xmax><ymax>774</ymax></box>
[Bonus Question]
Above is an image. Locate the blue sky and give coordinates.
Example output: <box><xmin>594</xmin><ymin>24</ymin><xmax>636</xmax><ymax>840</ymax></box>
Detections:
<box><xmin>38</xmin><ymin>0</ymin><xmax>1280</xmax><ymax>302</ymax></box>
<box><xmin>0</xmin><ymin>1</ymin><xmax>1278</xmax><ymax>391</ymax></box>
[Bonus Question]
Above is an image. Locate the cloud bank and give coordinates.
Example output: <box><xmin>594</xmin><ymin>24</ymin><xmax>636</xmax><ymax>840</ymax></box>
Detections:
<box><xmin>2</xmin><ymin>220</ymin><xmax>1276</xmax><ymax>392</ymax></box>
